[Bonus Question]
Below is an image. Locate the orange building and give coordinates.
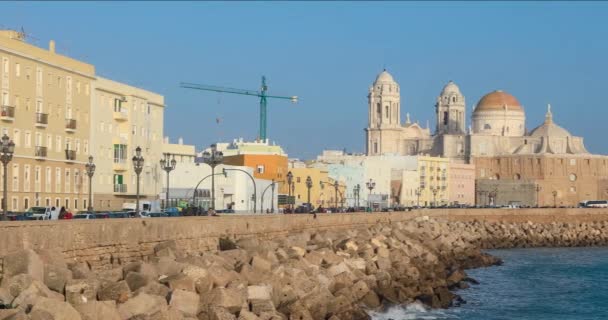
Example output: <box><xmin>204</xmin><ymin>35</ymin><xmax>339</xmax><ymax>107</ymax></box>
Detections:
<box><xmin>210</xmin><ymin>139</ymin><xmax>289</xmax><ymax>194</ymax></box>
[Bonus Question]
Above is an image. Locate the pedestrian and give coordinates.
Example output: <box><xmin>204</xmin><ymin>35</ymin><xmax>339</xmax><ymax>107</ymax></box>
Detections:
<box><xmin>58</xmin><ymin>206</ymin><xmax>66</xmax><ymax>220</ymax></box>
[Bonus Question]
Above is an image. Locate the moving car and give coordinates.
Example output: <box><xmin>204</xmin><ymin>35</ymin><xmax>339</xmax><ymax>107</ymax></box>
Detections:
<box><xmin>73</xmin><ymin>213</ymin><xmax>96</xmax><ymax>219</ymax></box>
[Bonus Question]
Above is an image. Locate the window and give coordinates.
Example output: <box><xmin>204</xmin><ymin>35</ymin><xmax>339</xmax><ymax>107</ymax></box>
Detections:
<box><xmin>114</xmin><ymin>98</ymin><xmax>122</xmax><ymax>112</ymax></box>
<box><xmin>147</xmin><ymin>104</ymin><xmax>151</xmax><ymax>114</ymax></box>
<box><xmin>55</xmin><ymin>168</ymin><xmax>61</xmax><ymax>193</ymax></box>
<box><xmin>57</xmin><ymin>76</ymin><xmax>62</xmax><ymax>88</ymax></box>
<box><xmin>15</xmin><ymin>63</ymin><xmax>20</xmax><ymax>77</ymax></box>
<box><xmin>443</xmin><ymin>111</ymin><xmax>448</xmax><ymax>125</ymax></box>
<box><xmin>35</xmin><ymin>132</ymin><xmax>42</xmax><ymax>147</ymax></box>
<box><xmin>385</xmin><ymin>106</ymin><xmax>389</xmax><ymax>118</ymax></box>
<box><xmin>76</xmin><ymin>81</ymin><xmax>81</xmax><ymax>94</ymax></box>
<box><xmin>85</xmin><ymin>84</ymin><xmax>89</xmax><ymax>96</ymax></box>
<box><xmin>65</xmin><ymin>169</ymin><xmax>70</xmax><ymax>193</ymax></box>
<box><xmin>74</xmin><ymin>199</ymin><xmax>78</xmax><ymax>210</ymax></box>
<box><xmin>65</xmin><ymin>198</ymin><xmax>69</xmax><ymax>209</ymax></box>
<box><xmin>76</xmin><ymin>139</ymin><xmax>80</xmax><ymax>154</ymax></box>
<box><xmin>484</xmin><ymin>123</ymin><xmax>491</xmax><ymax>130</ymax></box>
<box><xmin>2</xmin><ymin>92</ymin><xmax>8</xmax><ymax>106</ymax></box>
<box><xmin>12</xmin><ymin>164</ymin><xmax>19</xmax><ymax>192</ymax></box>
<box><xmin>374</xmin><ymin>142</ymin><xmax>378</xmax><ymax>154</ymax></box>
<box><xmin>84</xmin><ymin>141</ymin><xmax>88</xmax><ymax>154</ymax></box>
<box><xmin>569</xmin><ymin>173</ymin><xmax>577</xmax><ymax>182</ymax></box>
<box><xmin>45</xmin><ymin>167</ymin><xmax>51</xmax><ymax>192</ymax></box>
<box><xmin>34</xmin><ymin>166</ymin><xmax>41</xmax><ymax>192</ymax></box>
<box><xmin>113</xmin><ymin>144</ymin><xmax>127</xmax><ymax>163</ymax></box>
<box><xmin>24</xmin><ymin>131</ymin><xmax>31</xmax><ymax>148</ymax></box>
<box><xmin>2</xmin><ymin>58</ymin><xmax>8</xmax><ymax>74</ymax></box>
<box><xmin>296</xmin><ymin>177</ymin><xmax>301</xmax><ymax>183</ymax></box>
<box><xmin>83</xmin><ymin>199</ymin><xmax>87</xmax><ymax>210</ymax></box>
<box><xmin>46</xmin><ymin>134</ymin><xmax>52</xmax><ymax>150</ymax></box>
<box><xmin>132</xmin><ymin>125</ymin><xmax>136</xmax><ymax>135</ymax></box>
<box><xmin>23</xmin><ymin>165</ymin><xmax>30</xmax><ymax>192</ymax></box>
<box><xmin>56</xmin><ymin>136</ymin><xmax>61</xmax><ymax>152</ymax></box>
<box><xmin>256</xmin><ymin>165</ymin><xmax>265</xmax><ymax>174</ymax></box>
<box><xmin>24</xmin><ymin>198</ymin><xmax>29</xmax><ymax>210</ymax></box>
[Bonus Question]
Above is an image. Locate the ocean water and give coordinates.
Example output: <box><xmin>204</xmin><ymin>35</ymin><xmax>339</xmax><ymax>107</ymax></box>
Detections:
<box><xmin>370</xmin><ymin>247</ymin><xmax>608</xmax><ymax>320</ymax></box>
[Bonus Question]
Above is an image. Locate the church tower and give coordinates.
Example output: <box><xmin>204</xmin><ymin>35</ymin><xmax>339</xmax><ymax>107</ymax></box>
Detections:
<box><xmin>366</xmin><ymin>69</ymin><xmax>401</xmax><ymax>155</ymax></box>
<box><xmin>435</xmin><ymin>81</ymin><xmax>465</xmax><ymax>135</ymax></box>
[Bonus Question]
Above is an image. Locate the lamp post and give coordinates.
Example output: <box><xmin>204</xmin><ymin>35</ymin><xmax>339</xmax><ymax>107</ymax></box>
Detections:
<box><xmin>201</xmin><ymin>145</ymin><xmax>223</xmax><ymax>210</ymax></box>
<box><xmin>286</xmin><ymin>171</ymin><xmax>293</xmax><ymax>213</ymax></box>
<box><xmin>431</xmin><ymin>186</ymin><xmax>439</xmax><ymax>207</ymax></box>
<box><xmin>415</xmin><ymin>188</ymin><xmax>421</xmax><ymax>207</ymax></box>
<box><xmin>0</xmin><ymin>134</ymin><xmax>14</xmax><ymax>217</ymax></box>
<box><xmin>536</xmin><ymin>184</ymin><xmax>541</xmax><ymax>207</ymax></box>
<box><xmin>333</xmin><ymin>180</ymin><xmax>339</xmax><ymax>211</ymax></box>
<box><xmin>306</xmin><ymin>176</ymin><xmax>313</xmax><ymax>212</ymax></box>
<box><xmin>85</xmin><ymin>156</ymin><xmax>96</xmax><ymax>212</ymax></box>
<box><xmin>160</xmin><ymin>153</ymin><xmax>177</xmax><ymax>210</ymax></box>
<box><xmin>353</xmin><ymin>184</ymin><xmax>361</xmax><ymax>209</ymax></box>
<box><xmin>552</xmin><ymin>190</ymin><xmax>558</xmax><ymax>208</ymax></box>
<box><xmin>366</xmin><ymin>179</ymin><xmax>375</xmax><ymax>212</ymax></box>
<box><xmin>131</xmin><ymin>146</ymin><xmax>144</xmax><ymax>217</ymax></box>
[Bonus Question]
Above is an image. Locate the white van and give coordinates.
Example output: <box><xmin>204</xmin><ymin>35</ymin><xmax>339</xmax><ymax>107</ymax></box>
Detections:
<box><xmin>584</xmin><ymin>200</ymin><xmax>608</xmax><ymax>208</ymax></box>
<box><xmin>26</xmin><ymin>207</ymin><xmax>59</xmax><ymax>220</ymax></box>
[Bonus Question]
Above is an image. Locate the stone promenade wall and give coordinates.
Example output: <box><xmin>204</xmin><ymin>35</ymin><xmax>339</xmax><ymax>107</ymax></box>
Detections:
<box><xmin>0</xmin><ymin>208</ymin><xmax>607</xmax><ymax>270</ymax></box>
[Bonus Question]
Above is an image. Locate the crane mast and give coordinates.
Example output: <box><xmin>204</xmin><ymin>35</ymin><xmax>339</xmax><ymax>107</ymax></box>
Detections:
<box><xmin>180</xmin><ymin>76</ymin><xmax>297</xmax><ymax>141</ymax></box>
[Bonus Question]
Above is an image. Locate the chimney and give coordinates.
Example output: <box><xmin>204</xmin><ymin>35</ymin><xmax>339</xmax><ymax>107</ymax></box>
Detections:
<box><xmin>49</xmin><ymin>40</ymin><xmax>56</xmax><ymax>53</ymax></box>
<box><xmin>178</xmin><ymin>137</ymin><xmax>183</xmax><ymax>145</ymax></box>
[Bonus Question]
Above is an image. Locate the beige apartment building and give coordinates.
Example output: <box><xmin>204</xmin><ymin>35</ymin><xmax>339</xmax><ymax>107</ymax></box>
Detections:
<box><xmin>91</xmin><ymin>77</ymin><xmax>164</xmax><ymax>210</ymax></box>
<box><xmin>0</xmin><ymin>30</ymin><xmax>94</xmax><ymax>212</ymax></box>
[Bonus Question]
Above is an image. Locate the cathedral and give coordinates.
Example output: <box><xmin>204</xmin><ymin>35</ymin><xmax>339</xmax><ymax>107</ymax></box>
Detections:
<box><xmin>365</xmin><ymin>69</ymin><xmax>590</xmax><ymax>163</ymax></box>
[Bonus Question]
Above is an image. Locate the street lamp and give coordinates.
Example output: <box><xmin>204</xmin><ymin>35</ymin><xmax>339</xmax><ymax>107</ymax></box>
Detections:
<box><xmin>131</xmin><ymin>146</ymin><xmax>144</xmax><ymax>217</ymax></box>
<box><xmin>536</xmin><ymin>184</ymin><xmax>541</xmax><ymax>207</ymax></box>
<box><xmin>353</xmin><ymin>184</ymin><xmax>361</xmax><ymax>209</ymax></box>
<box><xmin>85</xmin><ymin>156</ymin><xmax>96</xmax><ymax>212</ymax></box>
<box><xmin>160</xmin><ymin>153</ymin><xmax>177</xmax><ymax>210</ymax></box>
<box><xmin>333</xmin><ymin>180</ymin><xmax>339</xmax><ymax>211</ymax></box>
<box><xmin>552</xmin><ymin>190</ymin><xmax>558</xmax><ymax>208</ymax></box>
<box><xmin>415</xmin><ymin>188</ymin><xmax>421</xmax><ymax>207</ymax></box>
<box><xmin>430</xmin><ymin>186</ymin><xmax>439</xmax><ymax>207</ymax></box>
<box><xmin>286</xmin><ymin>171</ymin><xmax>293</xmax><ymax>213</ymax></box>
<box><xmin>0</xmin><ymin>134</ymin><xmax>14</xmax><ymax>217</ymax></box>
<box><xmin>366</xmin><ymin>179</ymin><xmax>375</xmax><ymax>212</ymax></box>
<box><xmin>305</xmin><ymin>176</ymin><xmax>313</xmax><ymax>212</ymax></box>
<box><xmin>201</xmin><ymin>145</ymin><xmax>223</xmax><ymax>210</ymax></box>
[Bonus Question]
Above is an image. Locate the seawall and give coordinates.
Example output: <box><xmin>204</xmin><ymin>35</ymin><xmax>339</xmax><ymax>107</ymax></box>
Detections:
<box><xmin>0</xmin><ymin>208</ymin><xmax>607</xmax><ymax>270</ymax></box>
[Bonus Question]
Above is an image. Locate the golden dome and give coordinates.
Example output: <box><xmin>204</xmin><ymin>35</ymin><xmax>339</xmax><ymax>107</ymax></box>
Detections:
<box><xmin>474</xmin><ymin>90</ymin><xmax>523</xmax><ymax>112</ymax></box>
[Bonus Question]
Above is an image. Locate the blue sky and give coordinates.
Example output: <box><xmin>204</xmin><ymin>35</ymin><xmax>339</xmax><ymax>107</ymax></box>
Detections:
<box><xmin>3</xmin><ymin>2</ymin><xmax>608</xmax><ymax>159</ymax></box>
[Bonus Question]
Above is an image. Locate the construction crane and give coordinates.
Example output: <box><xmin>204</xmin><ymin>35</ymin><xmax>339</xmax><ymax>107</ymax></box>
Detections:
<box><xmin>180</xmin><ymin>76</ymin><xmax>298</xmax><ymax>141</ymax></box>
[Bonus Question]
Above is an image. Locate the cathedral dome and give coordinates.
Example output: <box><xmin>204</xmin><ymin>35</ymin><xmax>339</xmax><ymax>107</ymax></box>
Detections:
<box><xmin>374</xmin><ymin>69</ymin><xmax>396</xmax><ymax>85</ymax></box>
<box><xmin>530</xmin><ymin>106</ymin><xmax>571</xmax><ymax>138</ymax></box>
<box><xmin>474</xmin><ymin>90</ymin><xmax>524</xmax><ymax>113</ymax></box>
<box><xmin>441</xmin><ymin>80</ymin><xmax>461</xmax><ymax>95</ymax></box>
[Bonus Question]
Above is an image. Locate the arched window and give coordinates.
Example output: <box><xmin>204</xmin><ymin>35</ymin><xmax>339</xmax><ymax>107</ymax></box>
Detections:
<box><xmin>494</xmin><ymin>174</ymin><xmax>500</xmax><ymax>180</ymax></box>
<box><xmin>484</xmin><ymin>123</ymin><xmax>491</xmax><ymax>130</ymax></box>
<box><xmin>385</xmin><ymin>106</ymin><xmax>389</xmax><ymax>118</ymax></box>
<box><xmin>513</xmin><ymin>173</ymin><xmax>521</xmax><ymax>180</ymax></box>
<box><xmin>452</xmin><ymin>97</ymin><xmax>456</xmax><ymax>103</ymax></box>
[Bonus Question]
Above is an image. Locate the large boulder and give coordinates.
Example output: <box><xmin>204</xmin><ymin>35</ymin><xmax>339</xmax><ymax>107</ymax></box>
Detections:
<box><xmin>44</xmin><ymin>264</ymin><xmax>72</xmax><ymax>293</ymax></box>
<box><xmin>125</xmin><ymin>272</ymin><xmax>149</xmax><ymax>292</ymax></box>
<box><xmin>160</xmin><ymin>274</ymin><xmax>195</xmax><ymax>292</ymax></box>
<box><xmin>134</xmin><ymin>282</ymin><xmax>170</xmax><ymax>299</ymax></box>
<box><xmin>205</xmin><ymin>288</ymin><xmax>245</xmax><ymax>314</ymax></box>
<box><xmin>74</xmin><ymin>301</ymin><xmax>121</xmax><ymax>320</ymax></box>
<box><xmin>29</xmin><ymin>297</ymin><xmax>82</xmax><ymax>320</ymax></box>
<box><xmin>69</xmin><ymin>262</ymin><xmax>93</xmax><ymax>280</ymax></box>
<box><xmin>3</xmin><ymin>249</ymin><xmax>44</xmax><ymax>282</ymax></box>
<box><xmin>247</xmin><ymin>285</ymin><xmax>275</xmax><ymax>315</ymax></box>
<box><xmin>169</xmin><ymin>289</ymin><xmax>199</xmax><ymax>317</ymax></box>
<box><xmin>117</xmin><ymin>293</ymin><xmax>168</xmax><ymax>320</ymax></box>
<box><xmin>11</xmin><ymin>280</ymin><xmax>63</xmax><ymax>309</ymax></box>
<box><xmin>65</xmin><ymin>278</ymin><xmax>100</xmax><ymax>306</ymax></box>
<box><xmin>1</xmin><ymin>274</ymin><xmax>34</xmax><ymax>299</ymax></box>
<box><xmin>97</xmin><ymin>280</ymin><xmax>130</xmax><ymax>303</ymax></box>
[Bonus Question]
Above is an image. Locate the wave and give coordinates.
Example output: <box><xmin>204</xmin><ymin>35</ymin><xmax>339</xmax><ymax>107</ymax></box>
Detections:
<box><xmin>368</xmin><ymin>302</ymin><xmax>456</xmax><ymax>320</ymax></box>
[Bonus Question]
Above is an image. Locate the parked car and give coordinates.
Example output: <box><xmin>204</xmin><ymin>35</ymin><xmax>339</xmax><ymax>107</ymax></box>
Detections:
<box><xmin>164</xmin><ymin>207</ymin><xmax>182</xmax><ymax>217</ymax></box>
<box><xmin>215</xmin><ymin>209</ymin><xmax>235</xmax><ymax>214</ymax></box>
<box><xmin>73</xmin><ymin>213</ymin><xmax>96</xmax><ymax>219</ymax></box>
<box><xmin>108</xmin><ymin>212</ymin><xmax>130</xmax><ymax>218</ymax></box>
<box><xmin>94</xmin><ymin>212</ymin><xmax>111</xmax><ymax>219</ymax></box>
<box><xmin>143</xmin><ymin>212</ymin><xmax>168</xmax><ymax>218</ymax></box>
<box><xmin>26</xmin><ymin>207</ymin><xmax>54</xmax><ymax>220</ymax></box>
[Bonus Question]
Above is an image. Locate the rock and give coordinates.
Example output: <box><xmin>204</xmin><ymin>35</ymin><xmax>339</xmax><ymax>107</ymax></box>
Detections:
<box><xmin>220</xmin><ymin>237</ymin><xmax>238</xmax><ymax>251</ymax></box>
<box><xmin>208</xmin><ymin>306</ymin><xmax>237</xmax><ymax>320</ymax></box>
<box><xmin>97</xmin><ymin>268</ymin><xmax>123</xmax><ymax>283</ymax></box>
<box><xmin>160</xmin><ymin>274</ymin><xmax>195</xmax><ymax>292</ymax></box>
<box><xmin>238</xmin><ymin>310</ymin><xmax>261</xmax><ymax>320</ymax></box>
<box><xmin>350</xmin><ymin>280</ymin><xmax>370</xmax><ymax>301</ymax></box>
<box><xmin>125</xmin><ymin>272</ymin><xmax>149</xmax><ymax>292</ymax></box>
<box><xmin>97</xmin><ymin>280</ymin><xmax>130</xmax><ymax>303</ymax></box>
<box><xmin>154</xmin><ymin>240</ymin><xmax>177</xmax><ymax>255</ymax></box>
<box><xmin>1</xmin><ymin>274</ymin><xmax>34</xmax><ymax>298</ymax></box>
<box><xmin>44</xmin><ymin>264</ymin><xmax>72</xmax><ymax>293</ymax></box>
<box><xmin>251</xmin><ymin>256</ymin><xmax>272</xmax><ymax>273</ymax></box>
<box><xmin>0</xmin><ymin>309</ymin><xmax>27</xmax><ymax>320</ymax></box>
<box><xmin>206</xmin><ymin>288</ymin><xmax>245</xmax><ymax>314</ymax></box>
<box><xmin>156</xmin><ymin>257</ymin><xmax>184</xmax><ymax>278</ymax></box>
<box><xmin>134</xmin><ymin>282</ymin><xmax>171</xmax><ymax>299</ymax></box>
<box><xmin>182</xmin><ymin>264</ymin><xmax>209</xmax><ymax>282</ymax></box>
<box><xmin>117</xmin><ymin>293</ymin><xmax>168</xmax><ymax>320</ymax></box>
<box><xmin>286</xmin><ymin>247</ymin><xmax>306</xmax><ymax>259</ymax></box>
<box><xmin>3</xmin><ymin>249</ymin><xmax>44</xmax><ymax>282</ymax></box>
<box><xmin>236</xmin><ymin>237</ymin><xmax>260</xmax><ymax>251</ymax></box>
<box><xmin>74</xmin><ymin>301</ymin><xmax>121</xmax><ymax>320</ymax></box>
<box><xmin>65</xmin><ymin>278</ymin><xmax>100</xmax><ymax>306</ymax></box>
<box><xmin>169</xmin><ymin>289</ymin><xmax>199</xmax><ymax>317</ymax></box>
<box><xmin>210</xmin><ymin>269</ymin><xmax>241</xmax><ymax>288</ymax></box>
<box><xmin>247</xmin><ymin>285</ymin><xmax>275</xmax><ymax>315</ymax></box>
<box><xmin>29</xmin><ymin>297</ymin><xmax>82</xmax><ymax>320</ymax></box>
<box><xmin>11</xmin><ymin>280</ymin><xmax>63</xmax><ymax>308</ymax></box>
<box><xmin>69</xmin><ymin>262</ymin><xmax>93</xmax><ymax>280</ymax></box>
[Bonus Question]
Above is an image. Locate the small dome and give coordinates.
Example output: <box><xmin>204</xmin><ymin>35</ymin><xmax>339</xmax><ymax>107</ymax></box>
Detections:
<box><xmin>374</xmin><ymin>69</ymin><xmax>396</xmax><ymax>84</ymax></box>
<box><xmin>474</xmin><ymin>90</ymin><xmax>524</xmax><ymax>112</ymax></box>
<box><xmin>441</xmin><ymin>80</ymin><xmax>461</xmax><ymax>95</ymax></box>
<box><xmin>530</xmin><ymin>106</ymin><xmax>571</xmax><ymax>138</ymax></box>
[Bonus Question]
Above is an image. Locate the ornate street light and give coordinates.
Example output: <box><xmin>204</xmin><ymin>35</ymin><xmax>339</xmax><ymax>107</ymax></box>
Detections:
<box><xmin>286</xmin><ymin>171</ymin><xmax>293</xmax><ymax>213</ymax></box>
<box><xmin>305</xmin><ymin>176</ymin><xmax>313</xmax><ymax>212</ymax></box>
<box><xmin>333</xmin><ymin>180</ymin><xmax>339</xmax><ymax>210</ymax></box>
<box><xmin>366</xmin><ymin>179</ymin><xmax>375</xmax><ymax>212</ymax></box>
<box><xmin>85</xmin><ymin>156</ymin><xmax>96</xmax><ymax>212</ymax></box>
<box><xmin>201</xmin><ymin>145</ymin><xmax>223</xmax><ymax>210</ymax></box>
<box><xmin>0</xmin><ymin>134</ymin><xmax>14</xmax><ymax>218</ymax></box>
<box><xmin>430</xmin><ymin>186</ymin><xmax>439</xmax><ymax>207</ymax></box>
<box><xmin>552</xmin><ymin>190</ymin><xmax>558</xmax><ymax>208</ymax></box>
<box><xmin>353</xmin><ymin>184</ymin><xmax>361</xmax><ymax>209</ymax></box>
<box><xmin>160</xmin><ymin>153</ymin><xmax>177</xmax><ymax>210</ymax></box>
<box><xmin>131</xmin><ymin>146</ymin><xmax>144</xmax><ymax>216</ymax></box>
<box><xmin>415</xmin><ymin>188</ymin><xmax>422</xmax><ymax>207</ymax></box>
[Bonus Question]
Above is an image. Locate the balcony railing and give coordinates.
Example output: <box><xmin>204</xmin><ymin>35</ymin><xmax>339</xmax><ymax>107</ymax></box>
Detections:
<box><xmin>35</xmin><ymin>113</ymin><xmax>48</xmax><ymax>126</ymax></box>
<box><xmin>114</xmin><ymin>184</ymin><xmax>127</xmax><ymax>193</ymax></box>
<box><xmin>113</xmin><ymin>110</ymin><xmax>128</xmax><ymax>121</ymax></box>
<box><xmin>1</xmin><ymin>105</ymin><xmax>15</xmax><ymax>121</ymax></box>
<box><xmin>65</xmin><ymin>119</ymin><xmax>77</xmax><ymax>132</ymax></box>
<box><xmin>35</xmin><ymin>146</ymin><xmax>47</xmax><ymax>158</ymax></box>
<box><xmin>65</xmin><ymin>149</ymin><xmax>76</xmax><ymax>161</ymax></box>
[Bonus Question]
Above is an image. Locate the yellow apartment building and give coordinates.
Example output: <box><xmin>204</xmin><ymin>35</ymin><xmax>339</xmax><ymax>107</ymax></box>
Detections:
<box><xmin>0</xmin><ymin>30</ymin><xmax>94</xmax><ymax>212</ymax></box>
<box><xmin>91</xmin><ymin>77</ymin><xmax>165</xmax><ymax>210</ymax></box>
<box><xmin>418</xmin><ymin>156</ymin><xmax>450</xmax><ymax>206</ymax></box>
<box><xmin>288</xmin><ymin>166</ymin><xmax>346</xmax><ymax>208</ymax></box>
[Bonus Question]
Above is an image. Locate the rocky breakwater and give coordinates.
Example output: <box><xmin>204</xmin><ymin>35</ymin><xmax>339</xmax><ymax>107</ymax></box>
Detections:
<box><xmin>0</xmin><ymin>216</ymin><xmax>501</xmax><ymax>320</ymax></box>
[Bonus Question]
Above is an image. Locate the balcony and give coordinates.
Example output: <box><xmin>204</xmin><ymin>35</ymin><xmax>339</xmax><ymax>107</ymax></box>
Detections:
<box><xmin>113</xmin><ymin>184</ymin><xmax>127</xmax><ymax>193</ymax></box>
<box><xmin>65</xmin><ymin>119</ymin><xmax>77</xmax><ymax>133</ymax></box>
<box><xmin>65</xmin><ymin>149</ymin><xmax>76</xmax><ymax>161</ymax></box>
<box><xmin>113</xmin><ymin>110</ymin><xmax>128</xmax><ymax>121</ymax></box>
<box><xmin>113</xmin><ymin>158</ymin><xmax>128</xmax><ymax>171</ymax></box>
<box><xmin>35</xmin><ymin>146</ymin><xmax>47</xmax><ymax>159</ymax></box>
<box><xmin>1</xmin><ymin>105</ymin><xmax>15</xmax><ymax>122</ymax></box>
<box><xmin>35</xmin><ymin>113</ymin><xmax>48</xmax><ymax>128</ymax></box>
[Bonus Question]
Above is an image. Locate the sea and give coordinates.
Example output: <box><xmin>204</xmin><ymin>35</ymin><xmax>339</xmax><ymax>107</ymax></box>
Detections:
<box><xmin>370</xmin><ymin>247</ymin><xmax>608</xmax><ymax>320</ymax></box>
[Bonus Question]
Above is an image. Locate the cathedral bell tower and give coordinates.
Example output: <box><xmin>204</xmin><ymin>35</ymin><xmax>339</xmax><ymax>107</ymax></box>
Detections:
<box><xmin>435</xmin><ymin>80</ymin><xmax>465</xmax><ymax>135</ymax></box>
<box><xmin>366</xmin><ymin>69</ymin><xmax>401</xmax><ymax>155</ymax></box>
